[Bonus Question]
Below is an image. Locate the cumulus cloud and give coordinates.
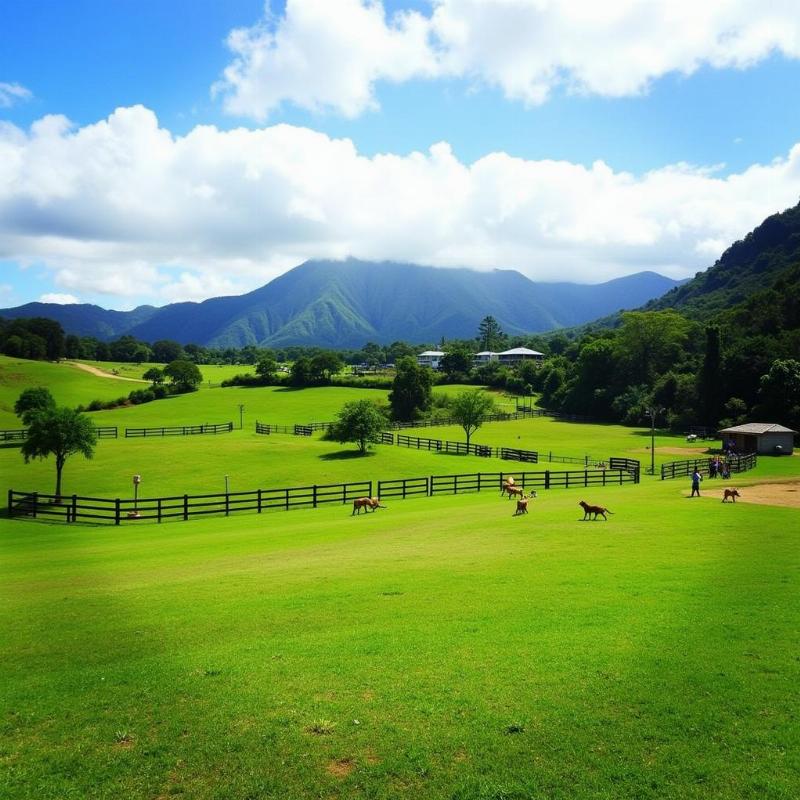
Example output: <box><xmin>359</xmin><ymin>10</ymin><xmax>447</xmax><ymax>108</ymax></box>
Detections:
<box><xmin>1</xmin><ymin>105</ymin><xmax>799</xmax><ymax>305</ymax></box>
<box><xmin>215</xmin><ymin>0</ymin><xmax>437</xmax><ymax>119</ymax></box>
<box><xmin>39</xmin><ymin>292</ymin><xmax>79</xmax><ymax>304</ymax></box>
<box><xmin>0</xmin><ymin>82</ymin><xmax>33</xmax><ymax>108</ymax></box>
<box><xmin>215</xmin><ymin>0</ymin><xmax>800</xmax><ymax>117</ymax></box>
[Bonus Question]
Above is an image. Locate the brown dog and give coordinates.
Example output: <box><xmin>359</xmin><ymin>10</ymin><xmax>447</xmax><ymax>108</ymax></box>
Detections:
<box><xmin>579</xmin><ymin>500</ymin><xmax>613</xmax><ymax>520</ymax></box>
<box><xmin>722</xmin><ymin>488</ymin><xmax>741</xmax><ymax>503</ymax></box>
<box><xmin>352</xmin><ymin>497</ymin><xmax>386</xmax><ymax>515</ymax></box>
<box><xmin>514</xmin><ymin>496</ymin><xmax>529</xmax><ymax>516</ymax></box>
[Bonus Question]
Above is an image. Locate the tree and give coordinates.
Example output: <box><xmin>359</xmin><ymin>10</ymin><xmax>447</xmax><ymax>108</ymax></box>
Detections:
<box><xmin>440</xmin><ymin>348</ymin><xmax>473</xmax><ymax>378</ymax></box>
<box><xmin>290</xmin><ymin>356</ymin><xmax>312</xmax><ymax>386</ymax></box>
<box><xmin>309</xmin><ymin>351</ymin><xmax>344</xmax><ymax>383</ymax></box>
<box><xmin>615</xmin><ymin>311</ymin><xmax>693</xmax><ymax>386</ymax></box>
<box><xmin>152</xmin><ymin>339</ymin><xmax>184</xmax><ymax>363</ymax></box>
<box><xmin>450</xmin><ymin>389</ymin><xmax>495</xmax><ymax>445</ymax></box>
<box><xmin>255</xmin><ymin>355</ymin><xmax>278</xmax><ymax>381</ymax></box>
<box><xmin>697</xmin><ymin>325</ymin><xmax>724</xmax><ymax>424</ymax></box>
<box><xmin>21</xmin><ymin>407</ymin><xmax>97</xmax><ymax>501</ymax></box>
<box><xmin>478</xmin><ymin>316</ymin><xmax>506</xmax><ymax>351</ymax></box>
<box><xmin>14</xmin><ymin>387</ymin><xmax>56</xmax><ymax>425</ymax></box>
<box><xmin>143</xmin><ymin>367</ymin><xmax>165</xmax><ymax>386</ymax></box>
<box><xmin>163</xmin><ymin>359</ymin><xmax>202</xmax><ymax>392</ymax></box>
<box><xmin>755</xmin><ymin>358</ymin><xmax>800</xmax><ymax>428</ymax></box>
<box><xmin>389</xmin><ymin>357</ymin><xmax>433</xmax><ymax>421</ymax></box>
<box><xmin>326</xmin><ymin>400</ymin><xmax>388</xmax><ymax>454</ymax></box>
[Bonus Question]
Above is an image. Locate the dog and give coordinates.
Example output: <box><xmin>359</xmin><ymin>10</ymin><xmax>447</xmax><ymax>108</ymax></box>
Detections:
<box><xmin>722</xmin><ymin>488</ymin><xmax>741</xmax><ymax>503</ymax></box>
<box><xmin>352</xmin><ymin>497</ymin><xmax>386</xmax><ymax>515</ymax></box>
<box><xmin>514</xmin><ymin>495</ymin><xmax>529</xmax><ymax>516</ymax></box>
<box><xmin>579</xmin><ymin>500</ymin><xmax>613</xmax><ymax>521</ymax></box>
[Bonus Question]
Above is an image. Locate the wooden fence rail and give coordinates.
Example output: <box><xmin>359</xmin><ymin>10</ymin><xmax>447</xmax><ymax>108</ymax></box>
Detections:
<box><xmin>125</xmin><ymin>423</ymin><xmax>233</xmax><ymax>438</ymax></box>
<box><xmin>1</xmin><ymin>426</ymin><xmax>118</xmax><ymax>442</ymax></box>
<box><xmin>9</xmin><ymin>465</ymin><xmax>638</xmax><ymax>525</ymax></box>
<box><xmin>660</xmin><ymin>453</ymin><xmax>757</xmax><ymax>480</ymax></box>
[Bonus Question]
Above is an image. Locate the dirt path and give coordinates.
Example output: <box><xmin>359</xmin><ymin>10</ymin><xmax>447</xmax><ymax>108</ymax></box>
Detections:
<box><xmin>686</xmin><ymin>479</ymin><xmax>800</xmax><ymax>509</ymax></box>
<box><xmin>67</xmin><ymin>362</ymin><xmax>147</xmax><ymax>383</ymax></box>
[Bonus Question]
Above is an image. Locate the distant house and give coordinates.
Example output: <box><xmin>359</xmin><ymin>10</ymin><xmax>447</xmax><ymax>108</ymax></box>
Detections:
<box><xmin>718</xmin><ymin>423</ymin><xmax>797</xmax><ymax>455</ymax></box>
<box><xmin>497</xmin><ymin>347</ymin><xmax>545</xmax><ymax>367</ymax></box>
<box><xmin>416</xmin><ymin>350</ymin><xmax>445</xmax><ymax>370</ymax></box>
<box><xmin>473</xmin><ymin>351</ymin><xmax>498</xmax><ymax>366</ymax></box>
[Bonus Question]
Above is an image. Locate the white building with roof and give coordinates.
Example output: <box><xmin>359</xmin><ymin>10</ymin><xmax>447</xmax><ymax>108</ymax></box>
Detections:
<box><xmin>416</xmin><ymin>350</ymin><xmax>445</xmax><ymax>370</ymax></box>
<box><xmin>497</xmin><ymin>347</ymin><xmax>545</xmax><ymax>367</ymax></box>
<box><xmin>718</xmin><ymin>423</ymin><xmax>797</xmax><ymax>455</ymax></box>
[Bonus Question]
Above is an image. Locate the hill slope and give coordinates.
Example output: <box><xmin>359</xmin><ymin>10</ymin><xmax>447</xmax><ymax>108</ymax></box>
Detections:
<box><xmin>0</xmin><ymin>259</ymin><xmax>681</xmax><ymax>347</ymax></box>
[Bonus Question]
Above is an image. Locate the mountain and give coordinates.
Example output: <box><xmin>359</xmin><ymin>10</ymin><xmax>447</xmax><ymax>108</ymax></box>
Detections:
<box><xmin>645</xmin><ymin>201</ymin><xmax>800</xmax><ymax>320</ymax></box>
<box><xmin>0</xmin><ymin>259</ymin><xmax>682</xmax><ymax>348</ymax></box>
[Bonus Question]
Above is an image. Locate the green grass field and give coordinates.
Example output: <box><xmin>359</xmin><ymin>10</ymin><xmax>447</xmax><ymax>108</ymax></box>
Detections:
<box><xmin>1</xmin><ymin>357</ymin><xmax>798</xmax><ymax>798</ymax></box>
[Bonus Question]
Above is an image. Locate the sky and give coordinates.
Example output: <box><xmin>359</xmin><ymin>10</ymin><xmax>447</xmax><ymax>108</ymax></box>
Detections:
<box><xmin>1</xmin><ymin>0</ymin><xmax>800</xmax><ymax>310</ymax></box>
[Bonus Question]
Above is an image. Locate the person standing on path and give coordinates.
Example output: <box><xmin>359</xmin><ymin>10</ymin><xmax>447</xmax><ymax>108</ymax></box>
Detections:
<box><xmin>691</xmin><ymin>469</ymin><xmax>702</xmax><ymax>497</ymax></box>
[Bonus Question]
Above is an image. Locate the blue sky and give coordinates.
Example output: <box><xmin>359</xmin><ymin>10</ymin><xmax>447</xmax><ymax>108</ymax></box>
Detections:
<box><xmin>2</xmin><ymin>0</ymin><xmax>800</xmax><ymax>309</ymax></box>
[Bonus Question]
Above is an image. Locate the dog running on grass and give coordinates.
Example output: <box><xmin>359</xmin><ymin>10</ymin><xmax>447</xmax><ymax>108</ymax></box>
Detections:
<box><xmin>513</xmin><ymin>495</ymin><xmax>530</xmax><ymax>516</ymax></box>
<box><xmin>579</xmin><ymin>500</ymin><xmax>614</xmax><ymax>521</ymax></box>
<box><xmin>722</xmin><ymin>488</ymin><xmax>741</xmax><ymax>503</ymax></box>
<box><xmin>352</xmin><ymin>497</ymin><xmax>386</xmax><ymax>515</ymax></box>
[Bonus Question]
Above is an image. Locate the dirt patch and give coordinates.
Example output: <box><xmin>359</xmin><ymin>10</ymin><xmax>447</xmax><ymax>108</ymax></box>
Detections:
<box><xmin>67</xmin><ymin>362</ymin><xmax>147</xmax><ymax>382</ymax></box>
<box><xmin>326</xmin><ymin>758</ymin><xmax>355</xmax><ymax>778</ymax></box>
<box><xmin>722</xmin><ymin>481</ymin><xmax>800</xmax><ymax>510</ymax></box>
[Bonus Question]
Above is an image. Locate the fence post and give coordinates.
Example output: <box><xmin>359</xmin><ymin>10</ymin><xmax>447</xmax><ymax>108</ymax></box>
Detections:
<box><xmin>545</xmin><ymin>471</ymin><xmax>550</xmax><ymax>490</ymax></box>
<box><xmin>584</xmin><ymin>470</ymin><xmax>588</xmax><ymax>487</ymax></box>
<box><xmin>257</xmin><ymin>489</ymin><xmax>262</xmax><ymax>513</ymax></box>
<box><xmin>32</xmin><ymin>492</ymin><xmax>38</xmax><ymax>519</ymax></box>
<box><xmin>313</xmin><ymin>485</ymin><xmax>318</xmax><ymax>508</ymax></box>
<box><xmin>225</xmin><ymin>490</ymin><xmax>230</xmax><ymax>516</ymax></box>
<box><xmin>115</xmin><ymin>498</ymin><xmax>121</xmax><ymax>526</ymax></box>
<box><xmin>6</xmin><ymin>489</ymin><xmax>11</xmax><ymax>518</ymax></box>
<box><xmin>70</xmin><ymin>494</ymin><xmax>77</xmax><ymax>523</ymax></box>
<box><xmin>368</xmin><ymin>480</ymin><xmax>373</xmax><ymax>498</ymax></box>
<box><xmin>157</xmin><ymin>498</ymin><xmax>162</xmax><ymax>523</ymax></box>
<box><xmin>183</xmin><ymin>494</ymin><xmax>189</xmax><ymax>521</ymax></box>
<box><xmin>602</xmin><ymin>470</ymin><xmax>606</xmax><ymax>487</ymax></box>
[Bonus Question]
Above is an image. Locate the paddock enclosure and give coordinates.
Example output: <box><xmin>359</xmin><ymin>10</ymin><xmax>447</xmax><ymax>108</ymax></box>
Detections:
<box><xmin>2</xmin><ymin>356</ymin><xmax>799</xmax><ymax>799</ymax></box>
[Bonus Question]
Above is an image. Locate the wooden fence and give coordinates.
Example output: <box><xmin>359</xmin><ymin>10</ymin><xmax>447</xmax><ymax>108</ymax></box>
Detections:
<box><xmin>125</xmin><ymin>422</ymin><xmax>233</xmax><ymax>438</ymax></box>
<box><xmin>660</xmin><ymin>452</ymin><xmax>757</xmax><ymax>480</ymax></box>
<box><xmin>9</xmin><ymin>465</ymin><xmax>638</xmax><ymax>526</ymax></box>
<box><xmin>8</xmin><ymin>480</ymin><xmax>373</xmax><ymax>524</ymax></box>
<box><xmin>1</xmin><ymin>426</ymin><xmax>118</xmax><ymax>442</ymax></box>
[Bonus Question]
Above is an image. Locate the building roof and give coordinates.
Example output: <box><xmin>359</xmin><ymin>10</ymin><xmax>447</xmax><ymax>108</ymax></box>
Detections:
<box><xmin>718</xmin><ymin>423</ymin><xmax>798</xmax><ymax>435</ymax></box>
<box><xmin>474</xmin><ymin>351</ymin><xmax>497</xmax><ymax>356</ymax></box>
<box><xmin>418</xmin><ymin>350</ymin><xmax>445</xmax><ymax>357</ymax></box>
<box><xmin>499</xmin><ymin>347</ymin><xmax>545</xmax><ymax>356</ymax></box>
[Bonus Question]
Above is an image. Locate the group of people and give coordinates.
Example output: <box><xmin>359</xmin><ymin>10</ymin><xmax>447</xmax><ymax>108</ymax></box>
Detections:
<box><xmin>691</xmin><ymin>457</ymin><xmax>732</xmax><ymax>496</ymax></box>
<box><xmin>708</xmin><ymin>457</ymin><xmax>731</xmax><ymax>479</ymax></box>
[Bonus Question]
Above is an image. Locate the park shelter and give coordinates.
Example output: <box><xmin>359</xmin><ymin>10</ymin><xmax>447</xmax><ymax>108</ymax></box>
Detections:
<box><xmin>718</xmin><ymin>423</ymin><xmax>797</xmax><ymax>455</ymax></box>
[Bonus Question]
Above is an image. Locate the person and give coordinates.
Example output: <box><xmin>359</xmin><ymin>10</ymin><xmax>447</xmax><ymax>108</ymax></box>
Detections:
<box><xmin>709</xmin><ymin>458</ymin><xmax>717</xmax><ymax>478</ymax></box>
<box><xmin>691</xmin><ymin>469</ymin><xmax>702</xmax><ymax>497</ymax></box>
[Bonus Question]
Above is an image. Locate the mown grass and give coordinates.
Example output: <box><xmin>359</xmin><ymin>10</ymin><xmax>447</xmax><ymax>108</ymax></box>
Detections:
<box><xmin>2</xmin><ymin>481</ymin><xmax>799</xmax><ymax>799</ymax></box>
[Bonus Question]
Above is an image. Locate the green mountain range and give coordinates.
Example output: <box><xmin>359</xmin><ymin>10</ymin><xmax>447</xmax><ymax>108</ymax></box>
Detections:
<box><xmin>0</xmin><ymin>259</ymin><xmax>681</xmax><ymax>348</ymax></box>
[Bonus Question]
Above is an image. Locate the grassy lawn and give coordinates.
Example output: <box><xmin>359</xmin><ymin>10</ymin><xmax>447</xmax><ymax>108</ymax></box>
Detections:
<box><xmin>2</xmin><ymin>481</ymin><xmax>799</xmax><ymax>799</ymax></box>
<box><xmin>2</xmin><ymin>356</ymin><xmax>799</xmax><ymax>798</ymax></box>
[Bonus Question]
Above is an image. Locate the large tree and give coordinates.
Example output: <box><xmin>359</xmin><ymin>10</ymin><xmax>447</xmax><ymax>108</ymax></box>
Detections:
<box><xmin>164</xmin><ymin>359</ymin><xmax>202</xmax><ymax>392</ymax></box>
<box><xmin>326</xmin><ymin>400</ymin><xmax>388</xmax><ymax>454</ymax></box>
<box><xmin>478</xmin><ymin>315</ymin><xmax>506</xmax><ymax>351</ymax></box>
<box><xmin>310</xmin><ymin>351</ymin><xmax>344</xmax><ymax>383</ymax></box>
<box><xmin>388</xmin><ymin>357</ymin><xmax>433</xmax><ymax>421</ymax></box>
<box><xmin>21</xmin><ymin>407</ymin><xmax>97</xmax><ymax>501</ymax></box>
<box><xmin>450</xmin><ymin>389</ymin><xmax>495</xmax><ymax>445</ymax></box>
<box><xmin>14</xmin><ymin>387</ymin><xmax>56</xmax><ymax>425</ymax></box>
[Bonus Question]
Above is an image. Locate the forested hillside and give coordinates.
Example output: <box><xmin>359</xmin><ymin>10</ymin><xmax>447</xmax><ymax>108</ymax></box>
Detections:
<box><xmin>526</xmin><ymin>201</ymin><xmax>800</xmax><ymax>432</ymax></box>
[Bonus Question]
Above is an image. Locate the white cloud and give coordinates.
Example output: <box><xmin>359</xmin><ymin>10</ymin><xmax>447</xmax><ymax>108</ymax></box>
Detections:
<box><xmin>214</xmin><ymin>0</ymin><xmax>800</xmax><ymax>117</ymax></box>
<box><xmin>1</xmin><ymin>105</ymin><xmax>799</xmax><ymax>304</ymax></box>
<box><xmin>0</xmin><ymin>82</ymin><xmax>32</xmax><ymax>108</ymax></box>
<box><xmin>39</xmin><ymin>292</ymin><xmax>79</xmax><ymax>304</ymax></box>
<box><xmin>215</xmin><ymin>0</ymin><xmax>437</xmax><ymax>119</ymax></box>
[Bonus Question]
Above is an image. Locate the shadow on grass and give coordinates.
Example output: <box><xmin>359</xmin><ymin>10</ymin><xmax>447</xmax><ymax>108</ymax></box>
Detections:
<box><xmin>319</xmin><ymin>450</ymin><xmax>376</xmax><ymax>461</ymax></box>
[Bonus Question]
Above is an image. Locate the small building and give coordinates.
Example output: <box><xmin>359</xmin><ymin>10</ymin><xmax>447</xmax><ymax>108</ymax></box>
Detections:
<box><xmin>718</xmin><ymin>423</ymin><xmax>797</xmax><ymax>455</ymax></box>
<box><xmin>416</xmin><ymin>350</ymin><xmax>445</xmax><ymax>370</ymax></box>
<box><xmin>473</xmin><ymin>351</ymin><xmax>498</xmax><ymax>366</ymax></box>
<box><xmin>497</xmin><ymin>347</ymin><xmax>545</xmax><ymax>367</ymax></box>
